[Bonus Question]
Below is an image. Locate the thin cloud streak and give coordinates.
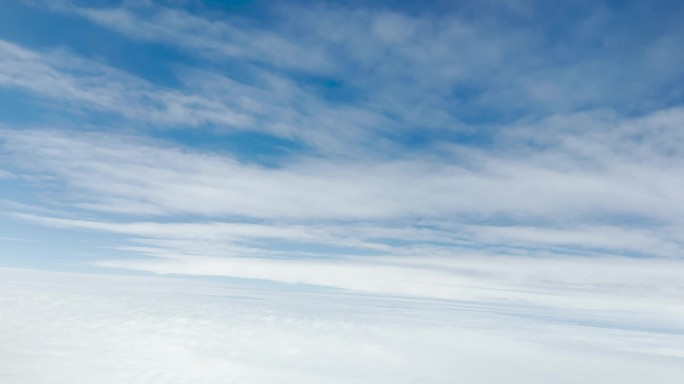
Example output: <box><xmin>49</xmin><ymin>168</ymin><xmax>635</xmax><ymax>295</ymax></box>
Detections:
<box><xmin>95</xmin><ymin>251</ymin><xmax>684</xmax><ymax>315</ymax></box>
<box><xmin>15</xmin><ymin>213</ymin><xmax>684</xmax><ymax>259</ymax></box>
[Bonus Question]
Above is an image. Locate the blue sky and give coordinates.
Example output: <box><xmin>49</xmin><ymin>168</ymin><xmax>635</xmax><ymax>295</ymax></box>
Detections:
<box><xmin>1</xmin><ymin>0</ymin><xmax>684</xmax><ymax>382</ymax></box>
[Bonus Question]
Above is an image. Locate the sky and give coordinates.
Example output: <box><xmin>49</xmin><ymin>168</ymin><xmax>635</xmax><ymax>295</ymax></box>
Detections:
<box><xmin>1</xmin><ymin>0</ymin><xmax>684</xmax><ymax>382</ymax></box>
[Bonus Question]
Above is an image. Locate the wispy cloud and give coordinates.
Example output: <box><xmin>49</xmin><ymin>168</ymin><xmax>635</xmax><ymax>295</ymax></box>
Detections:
<box><xmin>6</xmin><ymin>0</ymin><xmax>684</xmax><ymax>152</ymax></box>
<box><xmin>0</xmin><ymin>40</ymin><xmax>253</xmax><ymax>127</ymax></box>
<box><xmin>51</xmin><ymin>0</ymin><xmax>684</xmax><ymax>117</ymax></box>
<box><xmin>0</xmin><ymin>39</ymin><xmax>396</xmax><ymax>152</ymax></box>
<box><xmin>0</xmin><ymin>169</ymin><xmax>17</xmax><ymax>179</ymax></box>
<box><xmin>2</xmin><ymin>107</ymin><xmax>684</xmax><ymax>222</ymax></box>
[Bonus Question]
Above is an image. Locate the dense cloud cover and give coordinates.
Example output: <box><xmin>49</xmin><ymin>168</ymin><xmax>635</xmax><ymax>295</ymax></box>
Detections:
<box><xmin>2</xmin><ymin>268</ymin><xmax>683</xmax><ymax>383</ymax></box>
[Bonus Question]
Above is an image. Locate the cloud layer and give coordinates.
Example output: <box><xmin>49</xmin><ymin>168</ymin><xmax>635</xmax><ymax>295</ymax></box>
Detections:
<box><xmin>2</xmin><ymin>268</ymin><xmax>683</xmax><ymax>384</ymax></box>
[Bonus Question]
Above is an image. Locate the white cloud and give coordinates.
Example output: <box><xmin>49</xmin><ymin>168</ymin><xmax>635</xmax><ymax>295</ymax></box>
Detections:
<box><xmin>14</xmin><ymin>212</ymin><xmax>684</xmax><ymax>260</ymax></box>
<box><xmin>10</xmin><ymin>214</ymin><xmax>684</xmax><ymax>335</ymax></box>
<box><xmin>1</xmin><ymin>268</ymin><xmax>683</xmax><ymax>384</ymax></box>
<box><xmin>2</xmin><ymin>107</ymin><xmax>684</xmax><ymax>224</ymax></box>
<box><xmin>94</xmin><ymin>253</ymin><xmax>684</xmax><ymax>325</ymax></box>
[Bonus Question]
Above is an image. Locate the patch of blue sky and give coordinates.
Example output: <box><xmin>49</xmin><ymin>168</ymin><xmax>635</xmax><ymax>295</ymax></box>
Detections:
<box><xmin>152</xmin><ymin>0</ymin><xmax>274</xmax><ymax>22</ymax></box>
<box><xmin>385</xmin><ymin>123</ymin><xmax>497</xmax><ymax>152</ymax></box>
<box><xmin>155</xmin><ymin>128</ymin><xmax>308</xmax><ymax>167</ymax></box>
<box><xmin>0</xmin><ymin>214</ymin><xmax>135</xmax><ymax>269</ymax></box>
<box><xmin>0</xmin><ymin>174</ymin><xmax>63</xmax><ymax>210</ymax></box>
<box><xmin>0</xmin><ymin>1</ymin><xmax>189</xmax><ymax>88</ymax></box>
<box><xmin>298</xmin><ymin>75</ymin><xmax>366</xmax><ymax>104</ymax></box>
<box><xmin>0</xmin><ymin>89</ymin><xmax>49</xmax><ymax>123</ymax></box>
<box><xmin>0</xmin><ymin>89</ymin><xmax>129</xmax><ymax>131</ymax></box>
